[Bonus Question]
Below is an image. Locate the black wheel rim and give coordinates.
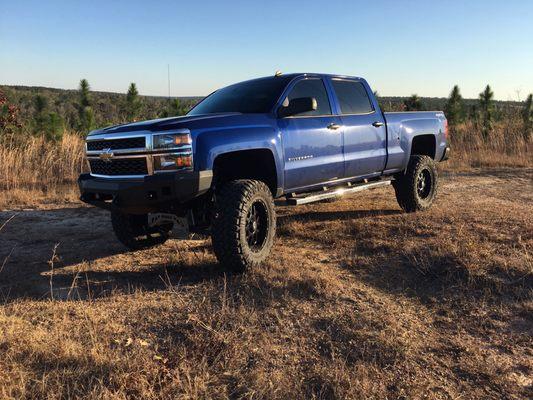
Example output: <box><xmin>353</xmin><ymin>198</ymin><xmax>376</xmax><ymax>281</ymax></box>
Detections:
<box><xmin>245</xmin><ymin>200</ymin><xmax>269</xmax><ymax>252</ymax></box>
<box><xmin>416</xmin><ymin>168</ymin><xmax>432</xmax><ymax>199</ymax></box>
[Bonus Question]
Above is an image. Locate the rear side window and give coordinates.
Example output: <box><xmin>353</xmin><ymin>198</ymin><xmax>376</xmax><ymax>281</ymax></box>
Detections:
<box><xmin>286</xmin><ymin>79</ymin><xmax>331</xmax><ymax>116</ymax></box>
<box><xmin>332</xmin><ymin>80</ymin><xmax>374</xmax><ymax>114</ymax></box>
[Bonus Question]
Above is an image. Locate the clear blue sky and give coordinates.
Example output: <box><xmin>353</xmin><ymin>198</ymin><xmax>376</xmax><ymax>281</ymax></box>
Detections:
<box><xmin>1</xmin><ymin>0</ymin><xmax>532</xmax><ymax>100</ymax></box>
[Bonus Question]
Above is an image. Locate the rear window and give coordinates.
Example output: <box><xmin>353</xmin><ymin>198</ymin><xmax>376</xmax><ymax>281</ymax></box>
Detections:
<box><xmin>332</xmin><ymin>80</ymin><xmax>374</xmax><ymax>114</ymax></box>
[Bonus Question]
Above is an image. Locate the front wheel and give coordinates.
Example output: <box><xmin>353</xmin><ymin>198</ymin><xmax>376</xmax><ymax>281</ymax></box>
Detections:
<box><xmin>111</xmin><ymin>211</ymin><xmax>170</xmax><ymax>250</ymax></box>
<box><xmin>211</xmin><ymin>180</ymin><xmax>276</xmax><ymax>272</ymax></box>
<box><xmin>393</xmin><ymin>155</ymin><xmax>439</xmax><ymax>212</ymax></box>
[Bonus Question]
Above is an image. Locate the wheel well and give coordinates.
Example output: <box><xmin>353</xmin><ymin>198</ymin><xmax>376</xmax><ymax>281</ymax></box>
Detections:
<box><xmin>410</xmin><ymin>135</ymin><xmax>436</xmax><ymax>159</ymax></box>
<box><xmin>213</xmin><ymin>149</ymin><xmax>278</xmax><ymax>195</ymax></box>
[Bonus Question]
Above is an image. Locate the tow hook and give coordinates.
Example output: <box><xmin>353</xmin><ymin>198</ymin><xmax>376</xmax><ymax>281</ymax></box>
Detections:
<box><xmin>148</xmin><ymin>213</ymin><xmax>189</xmax><ymax>239</ymax></box>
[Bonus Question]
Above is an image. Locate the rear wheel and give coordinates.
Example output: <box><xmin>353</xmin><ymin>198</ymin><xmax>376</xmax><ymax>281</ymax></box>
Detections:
<box><xmin>111</xmin><ymin>211</ymin><xmax>170</xmax><ymax>250</ymax></box>
<box><xmin>393</xmin><ymin>155</ymin><xmax>438</xmax><ymax>212</ymax></box>
<box><xmin>211</xmin><ymin>179</ymin><xmax>276</xmax><ymax>272</ymax></box>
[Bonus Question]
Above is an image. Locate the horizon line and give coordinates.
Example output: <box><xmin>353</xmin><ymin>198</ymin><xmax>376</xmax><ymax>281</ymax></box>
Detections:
<box><xmin>0</xmin><ymin>83</ymin><xmax>528</xmax><ymax>103</ymax></box>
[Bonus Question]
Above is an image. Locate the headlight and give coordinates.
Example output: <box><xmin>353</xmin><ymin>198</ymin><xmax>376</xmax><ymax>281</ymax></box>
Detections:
<box><xmin>152</xmin><ymin>132</ymin><xmax>192</xmax><ymax>172</ymax></box>
<box><xmin>153</xmin><ymin>133</ymin><xmax>191</xmax><ymax>150</ymax></box>
<box><xmin>153</xmin><ymin>153</ymin><xmax>192</xmax><ymax>171</ymax></box>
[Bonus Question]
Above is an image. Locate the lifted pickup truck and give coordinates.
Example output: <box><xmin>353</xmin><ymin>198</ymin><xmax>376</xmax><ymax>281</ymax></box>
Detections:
<box><xmin>79</xmin><ymin>73</ymin><xmax>449</xmax><ymax>271</ymax></box>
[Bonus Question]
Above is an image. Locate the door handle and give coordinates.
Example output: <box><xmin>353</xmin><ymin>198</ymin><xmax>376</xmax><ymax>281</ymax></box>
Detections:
<box><xmin>372</xmin><ymin>121</ymin><xmax>384</xmax><ymax>127</ymax></box>
<box><xmin>327</xmin><ymin>123</ymin><xmax>341</xmax><ymax>130</ymax></box>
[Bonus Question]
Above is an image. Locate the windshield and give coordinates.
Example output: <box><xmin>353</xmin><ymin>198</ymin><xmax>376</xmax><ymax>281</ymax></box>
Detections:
<box><xmin>187</xmin><ymin>76</ymin><xmax>293</xmax><ymax>115</ymax></box>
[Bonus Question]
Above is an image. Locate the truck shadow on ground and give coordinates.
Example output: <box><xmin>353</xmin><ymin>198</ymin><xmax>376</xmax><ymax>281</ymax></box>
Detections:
<box><xmin>0</xmin><ymin>206</ymin><xmax>231</xmax><ymax>302</ymax></box>
<box><xmin>277</xmin><ymin>208</ymin><xmax>401</xmax><ymax>225</ymax></box>
<box><xmin>0</xmin><ymin>205</ymin><xmax>406</xmax><ymax>303</ymax></box>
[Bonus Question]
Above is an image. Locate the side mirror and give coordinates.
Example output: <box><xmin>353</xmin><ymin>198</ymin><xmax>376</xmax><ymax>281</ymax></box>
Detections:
<box><xmin>278</xmin><ymin>97</ymin><xmax>317</xmax><ymax>118</ymax></box>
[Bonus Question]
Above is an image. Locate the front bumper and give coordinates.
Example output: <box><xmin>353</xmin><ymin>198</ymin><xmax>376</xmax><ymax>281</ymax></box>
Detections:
<box><xmin>78</xmin><ymin>170</ymin><xmax>213</xmax><ymax>214</ymax></box>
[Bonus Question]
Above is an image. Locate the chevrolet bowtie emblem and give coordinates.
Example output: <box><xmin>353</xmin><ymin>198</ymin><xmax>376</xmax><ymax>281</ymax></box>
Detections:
<box><xmin>99</xmin><ymin>148</ymin><xmax>114</xmax><ymax>162</ymax></box>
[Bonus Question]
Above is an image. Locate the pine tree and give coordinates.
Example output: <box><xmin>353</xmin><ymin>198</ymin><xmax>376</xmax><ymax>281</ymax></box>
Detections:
<box><xmin>77</xmin><ymin>79</ymin><xmax>95</xmax><ymax>132</ymax></box>
<box><xmin>32</xmin><ymin>95</ymin><xmax>64</xmax><ymax>140</ymax></box>
<box><xmin>160</xmin><ymin>98</ymin><xmax>188</xmax><ymax>117</ymax></box>
<box><xmin>125</xmin><ymin>83</ymin><xmax>142</xmax><ymax>121</ymax></box>
<box><xmin>403</xmin><ymin>94</ymin><xmax>424</xmax><ymax>111</ymax></box>
<box><xmin>444</xmin><ymin>85</ymin><xmax>465</xmax><ymax>129</ymax></box>
<box><xmin>79</xmin><ymin>79</ymin><xmax>91</xmax><ymax>108</ymax></box>
<box><xmin>33</xmin><ymin>95</ymin><xmax>48</xmax><ymax>133</ymax></box>
<box><xmin>478</xmin><ymin>85</ymin><xmax>494</xmax><ymax>140</ymax></box>
<box><xmin>45</xmin><ymin>112</ymin><xmax>64</xmax><ymax>141</ymax></box>
<box><xmin>522</xmin><ymin>94</ymin><xmax>532</xmax><ymax>142</ymax></box>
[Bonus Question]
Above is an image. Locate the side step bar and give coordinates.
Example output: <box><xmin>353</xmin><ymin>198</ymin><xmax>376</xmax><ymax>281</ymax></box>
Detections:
<box><xmin>282</xmin><ymin>179</ymin><xmax>392</xmax><ymax>206</ymax></box>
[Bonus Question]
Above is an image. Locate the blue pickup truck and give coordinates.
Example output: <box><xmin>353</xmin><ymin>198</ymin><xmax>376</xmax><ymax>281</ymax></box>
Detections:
<box><xmin>79</xmin><ymin>73</ymin><xmax>449</xmax><ymax>271</ymax></box>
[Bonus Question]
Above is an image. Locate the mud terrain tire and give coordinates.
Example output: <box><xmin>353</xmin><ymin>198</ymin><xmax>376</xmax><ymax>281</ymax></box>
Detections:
<box><xmin>212</xmin><ymin>180</ymin><xmax>276</xmax><ymax>272</ymax></box>
<box><xmin>393</xmin><ymin>155</ymin><xmax>439</xmax><ymax>212</ymax></box>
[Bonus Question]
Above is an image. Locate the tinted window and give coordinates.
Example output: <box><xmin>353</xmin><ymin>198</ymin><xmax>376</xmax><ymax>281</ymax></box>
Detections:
<box><xmin>188</xmin><ymin>76</ymin><xmax>292</xmax><ymax>115</ymax></box>
<box><xmin>332</xmin><ymin>80</ymin><xmax>374</xmax><ymax>114</ymax></box>
<box><xmin>286</xmin><ymin>79</ymin><xmax>331</xmax><ymax>116</ymax></box>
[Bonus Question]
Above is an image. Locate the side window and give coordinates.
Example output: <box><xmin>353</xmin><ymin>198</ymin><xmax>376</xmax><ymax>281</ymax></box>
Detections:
<box><xmin>332</xmin><ymin>80</ymin><xmax>374</xmax><ymax>114</ymax></box>
<box><xmin>286</xmin><ymin>79</ymin><xmax>332</xmax><ymax>116</ymax></box>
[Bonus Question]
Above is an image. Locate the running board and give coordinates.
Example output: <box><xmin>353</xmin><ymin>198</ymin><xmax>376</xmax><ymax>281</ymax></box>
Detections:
<box><xmin>283</xmin><ymin>180</ymin><xmax>392</xmax><ymax>206</ymax></box>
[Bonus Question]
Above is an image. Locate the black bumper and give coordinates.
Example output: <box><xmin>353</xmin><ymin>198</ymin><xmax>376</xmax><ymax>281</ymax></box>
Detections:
<box><xmin>78</xmin><ymin>170</ymin><xmax>213</xmax><ymax>214</ymax></box>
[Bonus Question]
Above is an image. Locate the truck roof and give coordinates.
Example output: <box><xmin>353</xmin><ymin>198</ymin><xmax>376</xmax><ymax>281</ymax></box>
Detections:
<box><xmin>241</xmin><ymin>73</ymin><xmax>363</xmax><ymax>84</ymax></box>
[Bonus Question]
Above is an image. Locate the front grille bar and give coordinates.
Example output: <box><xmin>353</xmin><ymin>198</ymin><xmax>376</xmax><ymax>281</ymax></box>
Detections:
<box><xmin>85</xmin><ymin>129</ymin><xmax>192</xmax><ymax>178</ymax></box>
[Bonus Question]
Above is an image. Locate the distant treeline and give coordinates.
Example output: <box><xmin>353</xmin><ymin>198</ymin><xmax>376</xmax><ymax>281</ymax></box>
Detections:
<box><xmin>0</xmin><ymin>80</ymin><xmax>200</xmax><ymax>140</ymax></box>
<box><xmin>0</xmin><ymin>80</ymin><xmax>531</xmax><ymax>143</ymax></box>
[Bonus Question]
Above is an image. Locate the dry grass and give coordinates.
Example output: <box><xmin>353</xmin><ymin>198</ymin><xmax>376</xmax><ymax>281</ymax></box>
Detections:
<box><xmin>0</xmin><ymin>169</ymin><xmax>532</xmax><ymax>399</ymax></box>
<box><xmin>0</xmin><ymin>133</ymin><xmax>85</xmax><ymax>208</ymax></box>
<box><xmin>447</xmin><ymin>118</ymin><xmax>531</xmax><ymax>169</ymax></box>
<box><xmin>0</xmin><ymin>124</ymin><xmax>531</xmax><ymax>398</ymax></box>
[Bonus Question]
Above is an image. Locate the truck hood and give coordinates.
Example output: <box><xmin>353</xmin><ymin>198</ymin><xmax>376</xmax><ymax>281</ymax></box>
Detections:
<box><xmin>88</xmin><ymin>112</ymin><xmax>246</xmax><ymax>136</ymax></box>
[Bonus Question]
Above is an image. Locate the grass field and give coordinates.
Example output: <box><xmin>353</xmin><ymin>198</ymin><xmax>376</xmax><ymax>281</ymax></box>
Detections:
<box><xmin>1</xmin><ymin>167</ymin><xmax>531</xmax><ymax>399</ymax></box>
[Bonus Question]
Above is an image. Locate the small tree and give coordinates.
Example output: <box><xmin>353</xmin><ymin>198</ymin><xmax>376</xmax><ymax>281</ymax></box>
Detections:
<box><xmin>45</xmin><ymin>113</ymin><xmax>64</xmax><ymax>141</ymax></box>
<box><xmin>77</xmin><ymin>79</ymin><xmax>95</xmax><ymax>132</ymax></box>
<box><xmin>478</xmin><ymin>85</ymin><xmax>494</xmax><ymax>140</ymax></box>
<box><xmin>0</xmin><ymin>90</ymin><xmax>22</xmax><ymax>137</ymax></box>
<box><xmin>160</xmin><ymin>98</ymin><xmax>188</xmax><ymax>117</ymax></box>
<box><xmin>444</xmin><ymin>85</ymin><xmax>465</xmax><ymax>129</ymax></box>
<box><xmin>32</xmin><ymin>95</ymin><xmax>64</xmax><ymax>141</ymax></box>
<box><xmin>125</xmin><ymin>83</ymin><xmax>142</xmax><ymax>121</ymax></box>
<box><xmin>522</xmin><ymin>94</ymin><xmax>532</xmax><ymax>142</ymax></box>
<box><xmin>33</xmin><ymin>95</ymin><xmax>48</xmax><ymax>132</ymax></box>
<box><xmin>403</xmin><ymin>94</ymin><xmax>424</xmax><ymax>111</ymax></box>
<box><xmin>79</xmin><ymin>79</ymin><xmax>91</xmax><ymax>108</ymax></box>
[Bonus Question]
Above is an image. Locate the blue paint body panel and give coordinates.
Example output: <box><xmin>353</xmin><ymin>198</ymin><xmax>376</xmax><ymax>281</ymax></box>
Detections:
<box><xmin>88</xmin><ymin>73</ymin><xmax>448</xmax><ymax>196</ymax></box>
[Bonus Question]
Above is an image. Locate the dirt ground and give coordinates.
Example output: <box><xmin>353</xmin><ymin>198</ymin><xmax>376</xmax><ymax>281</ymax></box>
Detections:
<box><xmin>0</xmin><ymin>168</ymin><xmax>532</xmax><ymax>399</ymax></box>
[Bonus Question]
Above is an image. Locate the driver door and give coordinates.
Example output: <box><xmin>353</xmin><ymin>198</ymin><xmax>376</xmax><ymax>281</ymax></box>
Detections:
<box><xmin>278</xmin><ymin>78</ymin><xmax>344</xmax><ymax>191</ymax></box>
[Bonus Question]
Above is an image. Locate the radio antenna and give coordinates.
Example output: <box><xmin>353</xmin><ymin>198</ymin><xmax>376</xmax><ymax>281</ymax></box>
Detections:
<box><xmin>167</xmin><ymin>64</ymin><xmax>171</xmax><ymax>99</ymax></box>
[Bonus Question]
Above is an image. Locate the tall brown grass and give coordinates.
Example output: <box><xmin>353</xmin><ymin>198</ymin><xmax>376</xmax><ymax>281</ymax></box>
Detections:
<box><xmin>0</xmin><ymin>132</ymin><xmax>85</xmax><ymax>189</ymax></box>
<box><xmin>449</xmin><ymin>117</ymin><xmax>531</xmax><ymax>169</ymax></box>
<box><xmin>0</xmin><ymin>120</ymin><xmax>530</xmax><ymax>207</ymax></box>
<box><xmin>0</xmin><ymin>132</ymin><xmax>86</xmax><ymax>207</ymax></box>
